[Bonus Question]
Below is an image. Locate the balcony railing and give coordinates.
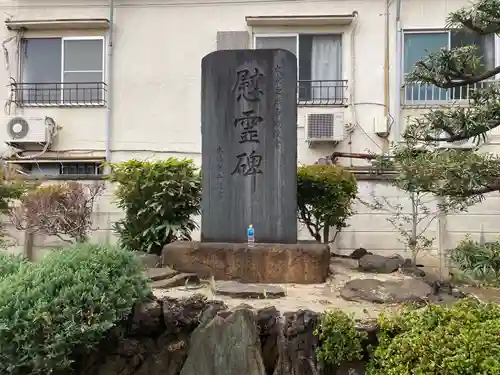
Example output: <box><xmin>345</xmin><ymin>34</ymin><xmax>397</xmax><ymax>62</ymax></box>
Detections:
<box><xmin>297</xmin><ymin>79</ymin><xmax>347</xmax><ymax>106</ymax></box>
<box><xmin>14</xmin><ymin>82</ymin><xmax>107</xmax><ymax>107</ymax></box>
<box><xmin>403</xmin><ymin>79</ymin><xmax>497</xmax><ymax>106</ymax></box>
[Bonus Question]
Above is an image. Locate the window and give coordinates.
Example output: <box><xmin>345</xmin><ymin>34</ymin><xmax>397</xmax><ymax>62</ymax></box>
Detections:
<box><xmin>20</xmin><ymin>37</ymin><xmax>105</xmax><ymax>106</ymax></box>
<box><xmin>60</xmin><ymin>162</ymin><xmax>103</xmax><ymax>175</ymax></box>
<box><xmin>254</xmin><ymin>34</ymin><xmax>345</xmax><ymax>105</ymax></box>
<box><xmin>403</xmin><ymin>30</ymin><xmax>496</xmax><ymax>103</ymax></box>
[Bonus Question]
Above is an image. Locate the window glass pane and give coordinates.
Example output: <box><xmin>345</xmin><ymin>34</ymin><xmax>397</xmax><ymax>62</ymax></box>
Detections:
<box><xmin>451</xmin><ymin>30</ymin><xmax>495</xmax><ymax>71</ymax></box>
<box><xmin>404</xmin><ymin>32</ymin><xmax>448</xmax><ymax>73</ymax></box>
<box><xmin>63</xmin><ymin>72</ymin><xmax>104</xmax><ymax>103</ymax></box>
<box><xmin>63</xmin><ymin>39</ymin><xmax>103</xmax><ymax>71</ymax></box>
<box><xmin>22</xmin><ymin>38</ymin><xmax>61</xmax><ymax>83</ymax></box>
<box><xmin>255</xmin><ymin>36</ymin><xmax>297</xmax><ymax>56</ymax></box>
<box><xmin>404</xmin><ymin>32</ymin><xmax>448</xmax><ymax>102</ymax></box>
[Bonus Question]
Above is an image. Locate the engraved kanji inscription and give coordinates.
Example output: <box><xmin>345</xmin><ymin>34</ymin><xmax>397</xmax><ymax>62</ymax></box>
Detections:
<box><xmin>234</xmin><ymin>110</ymin><xmax>263</xmax><ymax>144</ymax></box>
<box><xmin>233</xmin><ymin>68</ymin><xmax>264</xmax><ymax>102</ymax></box>
<box><xmin>231</xmin><ymin>150</ymin><xmax>263</xmax><ymax>176</ymax></box>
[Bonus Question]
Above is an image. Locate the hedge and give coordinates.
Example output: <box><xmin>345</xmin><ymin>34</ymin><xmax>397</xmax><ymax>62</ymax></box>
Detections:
<box><xmin>0</xmin><ymin>243</ymin><xmax>151</xmax><ymax>375</ymax></box>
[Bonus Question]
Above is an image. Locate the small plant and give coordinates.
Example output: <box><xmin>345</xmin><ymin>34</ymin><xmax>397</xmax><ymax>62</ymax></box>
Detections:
<box><xmin>448</xmin><ymin>236</ymin><xmax>500</xmax><ymax>285</ymax></box>
<box><xmin>0</xmin><ymin>243</ymin><xmax>151</xmax><ymax>375</ymax></box>
<box><xmin>367</xmin><ymin>298</ymin><xmax>500</xmax><ymax>375</ymax></box>
<box><xmin>107</xmin><ymin>159</ymin><xmax>201</xmax><ymax>254</ymax></box>
<box><xmin>297</xmin><ymin>164</ymin><xmax>357</xmax><ymax>243</ymax></box>
<box><xmin>359</xmin><ymin>190</ymin><xmax>436</xmax><ymax>263</ymax></box>
<box><xmin>315</xmin><ymin>310</ymin><xmax>366</xmax><ymax>367</ymax></box>
<box><xmin>0</xmin><ymin>252</ymin><xmax>26</xmax><ymax>278</ymax></box>
<box><xmin>9</xmin><ymin>182</ymin><xmax>104</xmax><ymax>243</ymax></box>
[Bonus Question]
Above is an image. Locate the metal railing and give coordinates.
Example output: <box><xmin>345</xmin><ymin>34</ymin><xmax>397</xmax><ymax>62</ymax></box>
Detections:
<box><xmin>14</xmin><ymin>82</ymin><xmax>107</xmax><ymax>107</ymax></box>
<box><xmin>403</xmin><ymin>79</ymin><xmax>498</xmax><ymax>106</ymax></box>
<box><xmin>297</xmin><ymin>79</ymin><xmax>348</xmax><ymax>106</ymax></box>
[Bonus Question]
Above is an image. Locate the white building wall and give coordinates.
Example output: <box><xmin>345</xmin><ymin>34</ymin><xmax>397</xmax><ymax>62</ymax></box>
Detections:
<box><xmin>0</xmin><ymin>0</ymin><xmax>497</xmax><ymax>268</ymax></box>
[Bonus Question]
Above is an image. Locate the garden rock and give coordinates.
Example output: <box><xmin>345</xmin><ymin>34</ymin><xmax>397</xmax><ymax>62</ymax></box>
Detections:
<box><xmin>150</xmin><ymin>273</ymin><xmax>200</xmax><ymax>289</ymax></box>
<box><xmin>215</xmin><ymin>281</ymin><xmax>286</xmax><ymax>299</ymax></box>
<box><xmin>340</xmin><ymin>278</ymin><xmax>433</xmax><ymax>304</ymax></box>
<box><xmin>138</xmin><ymin>253</ymin><xmax>162</xmax><ymax>268</ymax></box>
<box><xmin>349</xmin><ymin>247</ymin><xmax>372</xmax><ymax>260</ymax></box>
<box><xmin>358</xmin><ymin>254</ymin><xmax>404</xmax><ymax>273</ymax></box>
<box><xmin>179</xmin><ymin>306</ymin><xmax>266</xmax><ymax>375</ymax></box>
<box><xmin>145</xmin><ymin>267</ymin><xmax>179</xmax><ymax>281</ymax></box>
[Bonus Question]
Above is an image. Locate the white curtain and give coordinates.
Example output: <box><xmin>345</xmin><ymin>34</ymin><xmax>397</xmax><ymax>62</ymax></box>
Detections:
<box><xmin>311</xmin><ymin>35</ymin><xmax>342</xmax><ymax>100</ymax></box>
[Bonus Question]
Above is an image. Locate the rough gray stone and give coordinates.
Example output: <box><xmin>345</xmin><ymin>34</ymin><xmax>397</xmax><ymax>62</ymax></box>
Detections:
<box><xmin>201</xmin><ymin>49</ymin><xmax>298</xmax><ymax>243</ymax></box>
<box><xmin>215</xmin><ymin>281</ymin><xmax>286</xmax><ymax>299</ymax></box>
<box><xmin>150</xmin><ymin>273</ymin><xmax>200</xmax><ymax>289</ymax></box>
<box><xmin>145</xmin><ymin>267</ymin><xmax>179</xmax><ymax>281</ymax></box>
<box><xmin>340</xmin><ymin>278</ymin><xmax>433</xmax><ymax>304</ymax></box>
<box><xmin>137</xmin><ymin>253</ymin><xmax>162</xmax><ymax>268</ymax></box>
<box><xmin>180</xmin><ymin>307</ymin><xmax>266</xmax><ymax>375</ymax></box>
<box><xmin>358</xmin><ymin>254</ymin><xmax>404</xmax><ymax>273</ymax></box>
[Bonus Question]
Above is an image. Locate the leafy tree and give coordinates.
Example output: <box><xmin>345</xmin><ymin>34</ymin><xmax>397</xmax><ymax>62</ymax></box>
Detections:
<box><xmin>107</xmin><ymin>159</ymin><xmax>201</xmax><ymax>255</ymax></box>
<box><xmin>297</xmin><ymin>163</ymin><xmax>357</xmax><ymax>243</ymax></box>
<box><xmin>387</xmin><ymin>0</ymin><xmax>500</xmax><ymax>203</ymax></box>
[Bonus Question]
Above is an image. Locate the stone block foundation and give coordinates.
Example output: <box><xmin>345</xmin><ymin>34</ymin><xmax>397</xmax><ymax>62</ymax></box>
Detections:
<box><xmin>161</xmin><ymin>241</ymin><xmax>330</xmax><ymax>284</ymax></box>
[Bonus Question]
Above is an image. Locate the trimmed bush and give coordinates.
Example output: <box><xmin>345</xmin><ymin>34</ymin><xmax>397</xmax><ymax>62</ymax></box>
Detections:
<box><xmin>315</xmin><ymin>309</ymin><xmax>366</xmax><ymax>367</ymax></box>
<box><xmin>367</xmin><ymin>298</ymin><xmax>500</xmax><ymax>375</ymax></box>
<box><xmin>0</xmin><ymin>252</ymin><xmax>26</xmax><ymax>279</ymax></box>
<box><xmin>0</xmin><ymin>243</ymin><xmax>151</xmax><ymax>375</ymax></box>
<box><xmin>107</xmin><ymin>159</ymin><xmax>201</xmax><ymax>254</ymax></box>
<box><xmin>297</xmin><ymin>164</ymin><xmax>357</xmax><ymax>243</ymax></box>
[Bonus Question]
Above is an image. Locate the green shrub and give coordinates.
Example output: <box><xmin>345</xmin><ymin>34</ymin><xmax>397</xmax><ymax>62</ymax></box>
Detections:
<box><xmin>0</xmin><ymin>252</ymin><xmax>26</xmax><ymax>278</ymax></box>
<box><xmin>297</xmin><ymin>164</ymin><xmax>357</xmax><ymax>243</ymax></box>
<box><xmin>107</xmin><ymin>158</ymin><xmax>201</xmax><ymax>254</ymax></box>
<box><xmin>448</xmin><ymin>236</ymin><xmax>500</xmax><ymax>285</ymax></box>
<box><xmin>315</xmin><ymin>310</ymin><xmax>366</xmax><ymax>367</ymax></box>
<box><xmin>0</xmin><ymin>243</ymin><xmax>151</xmax><ymax>375</ymax></box>
<box><xmin>367</xmin><ymin>298</ymin><xmax>500</xmax><ymax>375</ymax></box>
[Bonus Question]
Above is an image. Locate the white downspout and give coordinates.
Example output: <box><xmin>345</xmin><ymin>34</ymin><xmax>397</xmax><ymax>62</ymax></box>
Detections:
<box><xmin>394</xmin><ymin>0</ymin><xmax>402</xmax><ymax>142</ymax></box>
<box><xmin>106</xmin><ymin>0</ymin><xmax>115</xmax><ymax>163</ymax></box>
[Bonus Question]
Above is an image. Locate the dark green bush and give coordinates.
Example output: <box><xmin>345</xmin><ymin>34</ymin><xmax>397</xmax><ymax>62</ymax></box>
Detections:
<box><xmin>315</xmin><ymin>309</ymin><xmax>366</xmax><ymax>367</ymax></box>
<box><xmin>0</xmin><ymin>252</ymin><xmax>26</xmax><ymax>278</ymax></box>
<box><xmin>107</xmin><ymin>158</ymin><xmax>201</xmax><ymax>254</ymax></box>
<box><xmin>297</xmin><ymin>164</ymin><xmax>357</xmax><ymax>243</ymax></box>
<box><xmin>448</xmin><ymin>236</ymin><xmax>500</xmax><ymax>285</ymax></box>
<box><xmin>0</xmin><ymin>243</ymin><xmax>151</xmax><ymax>375</ymax></box>
<box><xmin>367</xmin><ymin>298</ymin><xmax>500</xmax><ymax>375</ymax></box>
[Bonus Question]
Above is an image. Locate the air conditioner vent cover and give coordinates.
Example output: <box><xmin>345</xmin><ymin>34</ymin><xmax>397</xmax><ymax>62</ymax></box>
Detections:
<box><xmin>7</xmin><ymin>117</ymin><xmax>30</xmax><ymax>139</ymax></box>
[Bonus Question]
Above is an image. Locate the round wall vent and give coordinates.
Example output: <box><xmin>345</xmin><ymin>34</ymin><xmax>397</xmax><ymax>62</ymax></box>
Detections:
<box><xmin>7</xmin><ymin>117</ymin><xmax>29</xmax><ymax>139</ymax></box>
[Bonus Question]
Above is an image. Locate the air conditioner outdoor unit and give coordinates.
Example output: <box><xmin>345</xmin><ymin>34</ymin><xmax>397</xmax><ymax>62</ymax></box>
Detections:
<box><xmin>5</xmin><ymin>116</ymin><xmax>49</xmax><ymax>147</ymax></box>
<box><xmin>436</xmin><ymin>139</ymin><xmax>479</xmax><ymax>149</ymax></box>
<box><xmin>305</xmin><ymin>112</ymin><xmax>345</xmax><ymax>142</ymax></box>
<box><xmin>436</xmin><ymin>131</ymin><xmax>483</xmax><ymax>150</ymax></box>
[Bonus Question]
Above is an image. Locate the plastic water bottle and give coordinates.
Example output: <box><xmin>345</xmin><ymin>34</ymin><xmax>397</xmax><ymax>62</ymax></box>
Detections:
<box><xmin>247</xmin><ymin>224</ymin><xmax>255</xmax><ymax>247</ymax></box>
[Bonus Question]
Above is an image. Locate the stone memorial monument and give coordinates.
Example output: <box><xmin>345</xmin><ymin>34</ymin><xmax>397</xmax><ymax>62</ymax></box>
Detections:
<box><xmin>200</xmin><ymin>49</ymin><xmax>297</xmax><ymax>243</ymax></box>
<box><xmin>162</xmin><ymin>49</ymin><xmax>330</xmax><ymax>284</ymax></box>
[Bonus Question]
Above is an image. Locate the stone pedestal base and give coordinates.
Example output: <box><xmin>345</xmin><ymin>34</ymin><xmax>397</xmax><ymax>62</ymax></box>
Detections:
<box><xmin>161</xmin><ymin>241</ymin><xmax>330</xmax><ymax>284</ymax></box>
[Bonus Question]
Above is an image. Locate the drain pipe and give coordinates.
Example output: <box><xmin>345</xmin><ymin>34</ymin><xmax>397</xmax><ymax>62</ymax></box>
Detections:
<box><xmin>105</xmin><ymin>0</ymin><xmax>115</xmax><ymax>163</ymax></box>
<box><xmin>394</xmin><ymin>0</ymin><xmax>402</xmax><ymax>142</ymax></box>
<box><xmin>383</xmin><ymin>0</ymin><xmax>390</xmax><ymax>122</ymax></box>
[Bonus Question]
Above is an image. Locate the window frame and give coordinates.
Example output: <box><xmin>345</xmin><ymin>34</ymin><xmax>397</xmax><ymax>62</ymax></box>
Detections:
<box><xmin>253</xmin><ymin>33</ymin><xmax>300</xmax><ymax>81</ymax></box>
<box><xmin>20</xmin><ymin>35</ymin><xmax>106</xmax><ymax>106</ymax></box>
<box><xmin>252</xmin><ymin>32</ymin><xmax>345</xmax><ymax>105</ymax></box>
<box><xmin>402</xmin><ymin>29</ymin><xmax>499</xmax><ymax>104</ymax></box>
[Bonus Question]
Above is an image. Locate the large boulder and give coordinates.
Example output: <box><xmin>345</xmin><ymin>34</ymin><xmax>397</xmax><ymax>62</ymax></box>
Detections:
<box><xmin>340</xmin><ymin>278</ymin><xmax>433</xmax><ymax>304</ymax></box>
<box><xmin>180</xmin><ymin>306</ymin><xmax>266</xmax><ymax>375</ymax></box>
<box><xmin>358</xmin><ymin>254</ymin><xmax>404</xmax><ymax>273</ymax></box>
